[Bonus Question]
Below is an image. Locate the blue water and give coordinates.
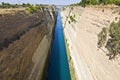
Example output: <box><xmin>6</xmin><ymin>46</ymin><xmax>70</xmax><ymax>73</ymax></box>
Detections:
<box><xmin>48</xmin><ymin>10</ymin><xmax>71</xmax><ymax>80</ymax></box>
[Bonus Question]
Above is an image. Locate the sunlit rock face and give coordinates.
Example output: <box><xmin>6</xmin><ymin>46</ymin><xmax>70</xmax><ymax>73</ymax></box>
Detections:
<box><xmin>0</xmin><ymin>6</ymin><xmax>57</xmax><ymax>80</ymax></box>
<box><xmin>61</xmin><ymin>5</ymin><xmax>120</xmax><ymax>80</ymax></box>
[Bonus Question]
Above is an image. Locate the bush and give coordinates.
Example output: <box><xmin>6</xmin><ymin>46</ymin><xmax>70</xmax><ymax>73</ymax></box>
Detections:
<box><xmin>79</xmin><ymin>0</ymin><xmax>120</xmax><ymax>7</ymax></box>
<box><xmin>97</xmin><ymin>27</ymin><xmax>107</xmax><ymax>48</ymax></box>
<box><xmin>103</xmin><ymin>0</ymin><xmax>114</xmax><ymax>4</ymax></box>
<box><xmin>98</xmin><ymin>20</ymin><xmax>120</xmax><ymax>59</ymax></box>
<box><xmin>68</xmin><ymin>21</ymin><xmax>71</xmax><ymax>24</ymax></box>
<box><xmin>0</xmin><ymin>2</ymin><xmax>11</xmax><ymax>8</ymax></box>
<box><xmin>103</xmin><ymin>0</ymin><xmax>120</xmax><ymax>5</ymax></box>
<box><xmin>69</xmin><ymin>15</ymin><xmax>76</xmax><ymax>23</ymax></box>
<box><xmin>114</xmin><ymin>0</ymin><xmax>120</xmax><ymax>5</ymax></box>
<box><xmin>79</xmin><ymin>0</ymin><xmax>100</xmax><ymax>7</ymax></box>
<box><xmin>27</xmin><ymin>5</ymin><xmax>41</xmax><ymax>13</ymax></box>
<box><xmin>109</xmin><ymin>21</ymin><xmax>120</xmax><ymax>40</ymax></box>
<box><xmin>70</xmin><ymin>3</ymin><xmax>81</xmax><ymax>6</ymax></box>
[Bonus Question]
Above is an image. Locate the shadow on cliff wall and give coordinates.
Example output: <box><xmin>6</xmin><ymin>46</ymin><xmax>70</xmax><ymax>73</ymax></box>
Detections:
<box><xmin>48</xmin><ymin>26</ymin><xmax>61</xmax><ymax>80</ymax></box>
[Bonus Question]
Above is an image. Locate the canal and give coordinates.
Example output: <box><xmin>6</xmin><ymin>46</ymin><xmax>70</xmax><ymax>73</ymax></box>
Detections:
<box><xmin>48</xmin><ymin>10</ymin><xmax>71</xmax><ymax>80</ymax></box>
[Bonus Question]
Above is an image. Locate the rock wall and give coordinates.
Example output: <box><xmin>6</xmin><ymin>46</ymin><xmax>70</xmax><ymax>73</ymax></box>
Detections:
<box><xmin>61</xmin><ymin>6</ymin><xmax>120</xmax><ymax>80</ymax></box>
<box><xmin>0</xmin><ymin>6</ymin><xmax>57</xmax><ymax>80</ymax></box>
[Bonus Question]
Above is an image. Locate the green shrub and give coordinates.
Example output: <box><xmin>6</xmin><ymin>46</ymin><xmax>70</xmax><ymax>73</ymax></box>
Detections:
<box><xmin>103</xmin><ymin>0</ymin><xmax>120</xmax><ymax>5</ymax></box>
<box><xmin>0</xmin><ymin>2</ymin><xmax>32</xmax><ymax>8</ymax></box>
<box><xmin>68</xmin><ymin>21</ymin><xmax>71</xmax><ymax>24</ymax></box>
<box><xmin>27</xmin><ymin>5</ymin><xmax>41</xmax><ymax>13</ymax></box>
<box><xmin>69</xmin><ymin>15</ymin><xmax>76</xmax><ymax>23</ymax></box>
<box><xmin>70</xmin><ymin>3</ymin><xmax>81</xmax><ymax>6</ymax></box>
<box><xmin>79</xmin><ymin>0</ymin><xmax>120</xmax><ymax>7</ymax></box>
<box><xmin>98</xmin><ymin>20</ymin><xmax>120</xmax><ymax>59</ymax></box>
<box><xmin>97</xmin><ymin>27</ymin><xmax>107</xmax><ymax>48</ymax></box>
<box><xmin>109</xmin><ymin>21</ymin><xmax>120</xmax><ymax>40</ymax></box>
<box><xmin>103</xmin><ymin>0</ymin><xmax>114</xmax><ymax>4</ymax></box>
<box><xmin>79</xmin><ymin>0</ymin><xmax>100</xmax><ymax>7</ymax></box>
<box><xmin>21</xmin><ymin>3</ymin><xmax>31</xmax><ymax>7</ymax></box>
<box><xmin>114</xmin><ymin>0</ymin><xmax>120</xmax><ymax>5</ymax></box>
<box><xmin>0</xmin><ymin>2</ymin><xmax>11</xmax><ymax>8</ymax></box>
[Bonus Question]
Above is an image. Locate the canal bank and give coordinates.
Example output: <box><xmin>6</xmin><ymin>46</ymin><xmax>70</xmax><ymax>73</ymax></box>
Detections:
<box><xmin>64</xmin><ymin>35</ymin><xmax>77</xmax><ymax>80</ymax></box>
<box><xmin>48</xmin><ymin>10</ymin><xmax>71</xmax><ymax>80</ymax></box>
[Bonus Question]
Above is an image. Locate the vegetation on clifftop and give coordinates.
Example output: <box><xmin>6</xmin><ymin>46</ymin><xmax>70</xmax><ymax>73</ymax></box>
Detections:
<box><xmin>70</xmin><ymin>0</ymin><xmax>120</xmax><ymax>7</ymax></box>
<box><xmin>0</xmin><ymin>2</ymin><xmax>43</xmax><ymax>13</ymax></box>
<box><xmin>27</xmin><ymin>5</ymin><xmax>42</xmax><ymax>13</ymax></box>
<box><xmin>98</xmin><ymin>21</ymin><xmax>120</xmax><ymax>59</ymax></box>
<box><xmin>0</xmin><ymin>2</ymin><xmax>31</xmax><ymax>8</ymax></box>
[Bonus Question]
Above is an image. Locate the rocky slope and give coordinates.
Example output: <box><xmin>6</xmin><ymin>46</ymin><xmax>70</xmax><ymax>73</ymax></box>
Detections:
<box><xmin>61</xmin><ymin>5</ymin><xmax>120</xmax><ymax>80</ymax></box>
<box><xmin>0</xmin><ymin>6</ymin><xmax>57</xmax><ymax>80</ymax></box>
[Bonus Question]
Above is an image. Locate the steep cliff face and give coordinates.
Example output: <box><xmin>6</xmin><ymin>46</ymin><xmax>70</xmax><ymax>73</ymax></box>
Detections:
<box><xmin>0</xmin><ymin>6</ymin><xmax>57</xmax><ymax>80</ymax></box>
<box><xmin>61</xmin><ymin>6</ymin><xmax>120</xmax><ymax>80</ymax></box>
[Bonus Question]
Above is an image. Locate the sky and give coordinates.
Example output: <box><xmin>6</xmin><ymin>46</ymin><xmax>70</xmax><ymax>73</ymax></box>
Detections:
<box><xmin>0</xmin><ymin>0</ymin><xmax>81</xmax><ymax>5</ymax></box>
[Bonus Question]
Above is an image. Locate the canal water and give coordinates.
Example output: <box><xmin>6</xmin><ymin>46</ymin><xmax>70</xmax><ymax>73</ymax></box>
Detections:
<box><xmin>48</xmin><ymin>10</ymin><xmax>71</xmax><ymax>80</ymax></box>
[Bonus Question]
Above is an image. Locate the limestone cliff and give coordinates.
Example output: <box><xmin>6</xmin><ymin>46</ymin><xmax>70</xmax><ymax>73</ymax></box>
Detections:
<box><xmin>61</xmin><ymin>6</ymin><xmax>120</xmax><ymax>80</ymax></box>
<box><xmin>0</xmin><ymin>6</ymin><xmax>57</xmax><ymax>80</ymax></box>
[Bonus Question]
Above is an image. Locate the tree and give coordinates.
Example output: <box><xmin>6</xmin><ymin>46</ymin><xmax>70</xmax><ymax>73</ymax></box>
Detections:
<box><xmin>114</xmin><ymin>0</ymin><xmax>120</xmax><ymax>5</ymax></box>
<box><xmin>2</xmin><ymin>2</ymin><xmax>4</xmax><ymax>5</ymax></box>
<box><xmin>99</xmin><ymin>0</ymin><xmax>104</xmax><ymax>3</ymax></box>
<box><xmin>103</xmin><ymin>0</ymin><xmax>114</xmax><ymax>4</ymax></box>
<box><xmin>80</xmin><ymin>0</ymin><xmax>99</xmax><ymax>6</ymax></box>
<box><xmin>80</xmin><ymin>0</ymin><xmax>120</xmax><ymax>6</ymax></box>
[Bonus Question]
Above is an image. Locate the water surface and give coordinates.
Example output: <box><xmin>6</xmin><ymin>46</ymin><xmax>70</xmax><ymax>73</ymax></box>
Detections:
<box><xmin>48</xmin><ymin>10</ymin><xmax>71</xmax><ymax>80</ymax></box>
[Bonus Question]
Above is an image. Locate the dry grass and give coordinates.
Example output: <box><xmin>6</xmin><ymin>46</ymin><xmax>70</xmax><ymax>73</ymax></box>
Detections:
<box><xmin>0</xmin><ymin>8</ymin><xmax>26</xmax><ymax>14</ymax></box>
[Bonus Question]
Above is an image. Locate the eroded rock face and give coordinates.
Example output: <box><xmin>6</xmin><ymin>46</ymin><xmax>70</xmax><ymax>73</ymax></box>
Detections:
<box><xmin>0</xmin><ymin>6</ymin><xmax>57</xmax><ymax>80</ymax></box>
<box><xmin>61</xmin><ymin>6</ymin><xmax>120</xmax><ymax>80</ymax></box>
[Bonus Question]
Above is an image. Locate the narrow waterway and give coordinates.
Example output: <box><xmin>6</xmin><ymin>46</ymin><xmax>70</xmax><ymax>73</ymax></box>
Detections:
<box><xmin>48</xmin><ymin>10</ymin><xmax>71</xmax><ymax>80</ymax></box>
